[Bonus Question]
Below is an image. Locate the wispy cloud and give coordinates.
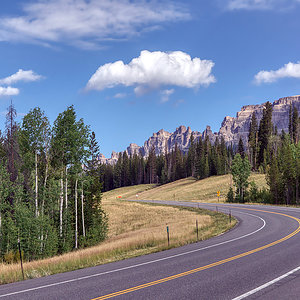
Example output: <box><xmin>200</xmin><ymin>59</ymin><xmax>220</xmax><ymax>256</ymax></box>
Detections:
<box><xmin>254</xmin><ymin>61</ymin><xmax>300</xmax><ymax>84</ymax></box>
<box><xmin>113</xmin><ymin>92</ymin><xmax>127</xmax><ymax>99</ymax></box>
<box><xmin>174</xmin><ymin>99</ymin><xmax>185</xmax><ymax>107</ymax></box>
<box><xmin>0</xmin><ymin>69</ymin><xmax>43</xmax><ymax>85</ymax></box>
<box><xmin>161</xmin><ymin>89</ymin><xmax>174</xmax><ymax>103</ymax></box>
<box><xmin>86</xmin><ymin>50</ymin><xmax>216</xmax><ymax>95</ymax></box>
<box><xmin>226</xmin><ymin>0</ymin><xmax>300</xmax><ymax>11</ymax></box>
<box><xmin>0</xmin><ymin>0</ymin><xmax>190</xmax><ymax>49</ymax></box>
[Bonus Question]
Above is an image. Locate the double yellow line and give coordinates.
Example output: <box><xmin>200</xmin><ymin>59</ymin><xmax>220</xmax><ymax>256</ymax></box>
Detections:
<box><xmin>92</xmin><ymin>207</ymin><xmax>300</xmax><ymax>300</ymax></box>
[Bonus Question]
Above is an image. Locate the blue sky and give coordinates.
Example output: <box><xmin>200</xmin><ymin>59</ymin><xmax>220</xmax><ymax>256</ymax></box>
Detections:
<box><xmin>0</xmin><ymin>0</ymin><xmax>300</xmax><ymax>157</ymax></box>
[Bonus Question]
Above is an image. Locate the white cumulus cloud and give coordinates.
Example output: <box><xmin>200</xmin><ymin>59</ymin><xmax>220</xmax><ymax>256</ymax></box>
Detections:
<box><xmin>254</xmin><ymin>61</ymin><xmax>300</xmax><ymax>84</ymax></box>
<box><xmin>0</xmin><ymin>69</ymin><xmax>43</xmax><ymax>85</ymax></box>
<box><xmin>0</xmin><ymin>86</ymin><xmax>20</xmax><ymax>97</ymax></box>
<box><xmin>86</xmin><ymin>50</ymin><xmax>216</xmax><ymax>94</ymax></box>
<box><xmin>0</xmin><ymin>0</ymin><xmax>190</xmax><ymax>49</ymax></box>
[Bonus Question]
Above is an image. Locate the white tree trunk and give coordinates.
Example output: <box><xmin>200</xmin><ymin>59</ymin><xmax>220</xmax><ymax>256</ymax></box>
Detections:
<box><xmin>75</xmin><ymin>178</ymin><xmax>78</xmax><ymax>249</ymax></box>
<box><xmin>65</xmin><ymin>166</ymin><xmax>68</xmax><ymax>209</ymax></box>
<box><xmin>35</xmin><ymin>151</ymin><xmax>39</xmax><ymax>217</ymax></box>
<box><xmin>42</xmin><ymin>151</ymin><xmax>49</xmax><ymax>216</ymax></box>
<box><xmin>81</xmin><ymin>182</ymin><xmax>86</xmax><ymax>238</ymax></box>
<box><xmin>59</xmin><ymin>174</ymin><xmax>64</xmax><ymax>237</ymax></box>
<box><xmin>40</xmin><ymin>154</ymin><xmax>49</xmax><ymax>251</ymax></box>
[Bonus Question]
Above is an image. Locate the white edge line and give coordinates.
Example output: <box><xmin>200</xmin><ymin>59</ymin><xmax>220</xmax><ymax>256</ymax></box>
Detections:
<box><xmin>0</xmin><ymin>211</ymin><xmax>265</xmax><ymax>298</ymax></box>
<box><xmin>232</xmin><ymin>265</ymin><xmax>300</xmax><ymax>300</ymax></box>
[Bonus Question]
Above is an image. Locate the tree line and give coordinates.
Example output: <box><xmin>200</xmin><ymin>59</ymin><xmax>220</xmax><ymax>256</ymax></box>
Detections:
<box><xmin>99</xmin><ymin>134</ymin><xmax>234</xmax><ymax>192</ymax></box>
<box><xmin>0</xmin><ymin>104</ymin><xmax>107</xmax><ymax>263</ymax></box>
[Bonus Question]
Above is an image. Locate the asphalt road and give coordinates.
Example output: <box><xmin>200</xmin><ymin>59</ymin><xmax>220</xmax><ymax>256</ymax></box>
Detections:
<box><xmin>1</xmin><ymin>201</ymin><xmax>300</xmax><ymax>300</ymax></box>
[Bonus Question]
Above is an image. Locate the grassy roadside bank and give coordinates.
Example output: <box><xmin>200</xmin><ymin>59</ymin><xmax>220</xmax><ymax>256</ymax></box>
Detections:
<box><xmin>0</xmin><ymin>199</ymin><xmax>236</xmax><ymax>285</ymax></box>
<box><xmin>136</xmin><ymin>174</ymin><xmax>267</xmax><ymax>202</ymax></box>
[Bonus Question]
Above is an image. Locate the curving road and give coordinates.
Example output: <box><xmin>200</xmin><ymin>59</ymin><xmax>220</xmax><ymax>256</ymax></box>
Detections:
<box><xmin>1</xmin><ymin>201</ymin><xmax>300</xmax><ymax>299</ymax></box>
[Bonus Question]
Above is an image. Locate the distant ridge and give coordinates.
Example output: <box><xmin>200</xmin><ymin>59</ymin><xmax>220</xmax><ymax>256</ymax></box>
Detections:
<box><xmin>100</xmin><ymin>95</ymin><xmax>300</xmax><ymax>164</ymax></box>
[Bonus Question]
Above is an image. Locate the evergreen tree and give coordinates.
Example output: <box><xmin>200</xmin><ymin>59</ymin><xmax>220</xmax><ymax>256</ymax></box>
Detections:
<box><xmin>281</xmin><ymin>141</ymin><xmax>296</xmax><ymax>205</ymax></box>
<box><xmin>122</xmin><ymin>151</ymin><xmax>131</xmax><ymax>186</ymax></box>
<box><xmin>292</xmin><ymin>106</ymin><xmax>299</xmax><ymax>144</ymax></box>
<box><xmin>5</xmin><ymin>102</ymin><xmax>20</xmax><ymax>196</ymax></box>
<box><xmin>87</xmin><ymin>132</ymin><xmax>100</xmax><ymax>171</ymax></box>
<box><xmin>186</xmin><ymin>133</ymin><xmax>196</xmax><ymax>177</ymax></box>
<box><xmin>237</xmin><ymin>137</ymin><xmax>245</xmax><ymax>159</ymax></box>
<box><xmin>174</xmin><ymin>143</ymin><xmax>184</xmax><ymax>180</ymax></box>
<box><xmin>113</xmin><ymin>153</ymin><xmax>122</xmax><ymax>188</ymax></box>
<box><xmin>257</xmin><ymin>101</ymin><xmax>273</xmax><ymax>169</ymax></box>
<box><xmin>146</xmin><ymin>145</ymin><xmax>157</xmax><ymax>184</ymax></box>
<box><xmin>219</xmin><ymin>136</ymin><xmax>227</xmax><ymax>175</ymax></box>
<box><xmin>195</xmin><ymin>138</ymin><xmax>204</xmax><ymax>179</ymax></box>
<box><xmin>248</xmin><ymin>112</ymin><xmax>258</xmax><ymax>169</ymax></box>
<box><xmin>289</xmin><ymin>104</ymin><xmax>293</xmax><ymax>141</ymax></box>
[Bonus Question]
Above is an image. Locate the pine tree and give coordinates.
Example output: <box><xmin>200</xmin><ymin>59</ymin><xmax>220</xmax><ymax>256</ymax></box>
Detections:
<box><xmin>87</xmin><ymin>132</ymin><xmax>100</xmax><ymax>171</ymax></box>
<box><xmin>219</xmin><ymin>136</ymin><xmax>227</xmax><ymax>174</ymax></box>
<box><xmin>174</xmin><ymin>143</ymin><xmax>184</xmax><ymax>180</ymax></box>
<box><xmin>237</xmin><ymin>137</ymin><xmax>245</xmax><ymax>159</ymax></box>
<box><xmin>5</xmin><ymin>102</ymin><xmax>20</xmax><ymax>192</ymax></box>
<box><xmin>130</xmin><ymin>153</ymin><xmax>139</xmax><ymax>185</ymax></box>
<box><xmin>147</xmin><ymin>145</ymin><xmax>156</xmax><ymax>184</ymax></box>
<box><xmin>257</xmin><ymin>101</ymin><xmax>273</xmax><ymax>169</ymax></box>
<box><xmin>248</xmin><ymin>112</ymin><xmax>258</xmax><ymax>169</ymax></box>
<box><xmin>292</xmin><ymin>106</ymin><xmax>299</xmax><ymax>144</ymax></box>
<box><xmin>195</xmin><ymin>138</ymin><xmax>203</xmax><ymax>179</ymax></box>
<box><xmin>186</xmin><ymin>133</ymin><xmax>196</xmax><ymax>177</ymax></box>
<box><xmin>289</xmin><ymin>104</ymin><xmax>293</xmax><ymax>141</ymax></box>
<box><xmin>281</xmin><ymin>140</ymin><xmax>296</xmax><ymax>205</ymax></box>
<box><xmin>114</xmin><ymin>153</ymin><xmax>122</xmax><ymax>188</ymax></box>
<box><xmin>122</xmin><ymin>151</ymin><xmax>131</xmax><ymax>186</ymax></box>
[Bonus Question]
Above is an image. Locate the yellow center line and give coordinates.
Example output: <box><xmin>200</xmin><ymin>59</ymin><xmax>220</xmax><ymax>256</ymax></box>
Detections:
<box><xmin>91</xmin><ymin>206</ymin><xmax>300</xmax><ymax>300</ymax></box>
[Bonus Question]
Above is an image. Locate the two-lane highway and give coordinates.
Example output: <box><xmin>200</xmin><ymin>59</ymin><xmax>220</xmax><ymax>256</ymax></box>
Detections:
<box><xmin>1</xmin><ymin>202</ymin><xmax>300</xmax><ymax>299</ymax></box>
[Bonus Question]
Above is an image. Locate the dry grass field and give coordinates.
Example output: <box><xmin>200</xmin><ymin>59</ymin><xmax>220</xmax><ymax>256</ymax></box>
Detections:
<box><xmin>0</xmin><ymin>181</ymin><xmax>236</xmax><ymax>284</ymax></box>
<box><xmin>135</xmin><ymin>173</ymin><xmax>267</xmax><ymax>203</ymax></box>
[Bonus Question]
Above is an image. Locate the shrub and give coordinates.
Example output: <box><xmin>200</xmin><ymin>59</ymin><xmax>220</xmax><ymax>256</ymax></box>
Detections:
<box><xmin>226</xmin><ymin>187</ymin><xmax>234</xmax><ymax>202</ymax></box>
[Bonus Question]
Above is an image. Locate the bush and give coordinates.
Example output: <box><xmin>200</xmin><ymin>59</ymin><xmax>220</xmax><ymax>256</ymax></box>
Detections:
<box><xmin>226</xmin><ymin>187</ymin><xmax>234</xmax><ymax>202</ymax></box>
<box><xmin>257</xmin><ymin>187</ymin><xmax>271</xmax><ymax>203</ymax></box>
<box><xmin>248</xmin><ymin>181</ymin><xmax>259</xmax><ymax>202</ymax></box>
<box><xmin>4</xmin><ymin>251</ymin><xmax>15</xmax><ymax>264</ymax></box>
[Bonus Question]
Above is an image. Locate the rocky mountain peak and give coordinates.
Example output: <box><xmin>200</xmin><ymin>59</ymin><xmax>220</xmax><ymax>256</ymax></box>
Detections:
<box><xmin>99</xmin><ymin>95</ymin><xmax>300</xmax><ymax>164</ymax></box>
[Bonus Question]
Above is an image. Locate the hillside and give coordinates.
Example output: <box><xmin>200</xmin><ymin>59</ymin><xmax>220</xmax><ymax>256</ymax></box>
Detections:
<box><xmin>117</xmin><ymin>173</ymin><xmax>267</xmax><ymax>202</ymax></box>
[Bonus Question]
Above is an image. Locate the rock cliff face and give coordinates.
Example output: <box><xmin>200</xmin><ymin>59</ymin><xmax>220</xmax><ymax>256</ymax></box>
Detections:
<box><xmin>219</xmin><ymin>95</ymin><xmax>300</xmax><ymax>147</ymax></box>
<box><xmin>100</xmin><ymin>95</ymin><xmax>300</xmax><ymax>164</ymax></box>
